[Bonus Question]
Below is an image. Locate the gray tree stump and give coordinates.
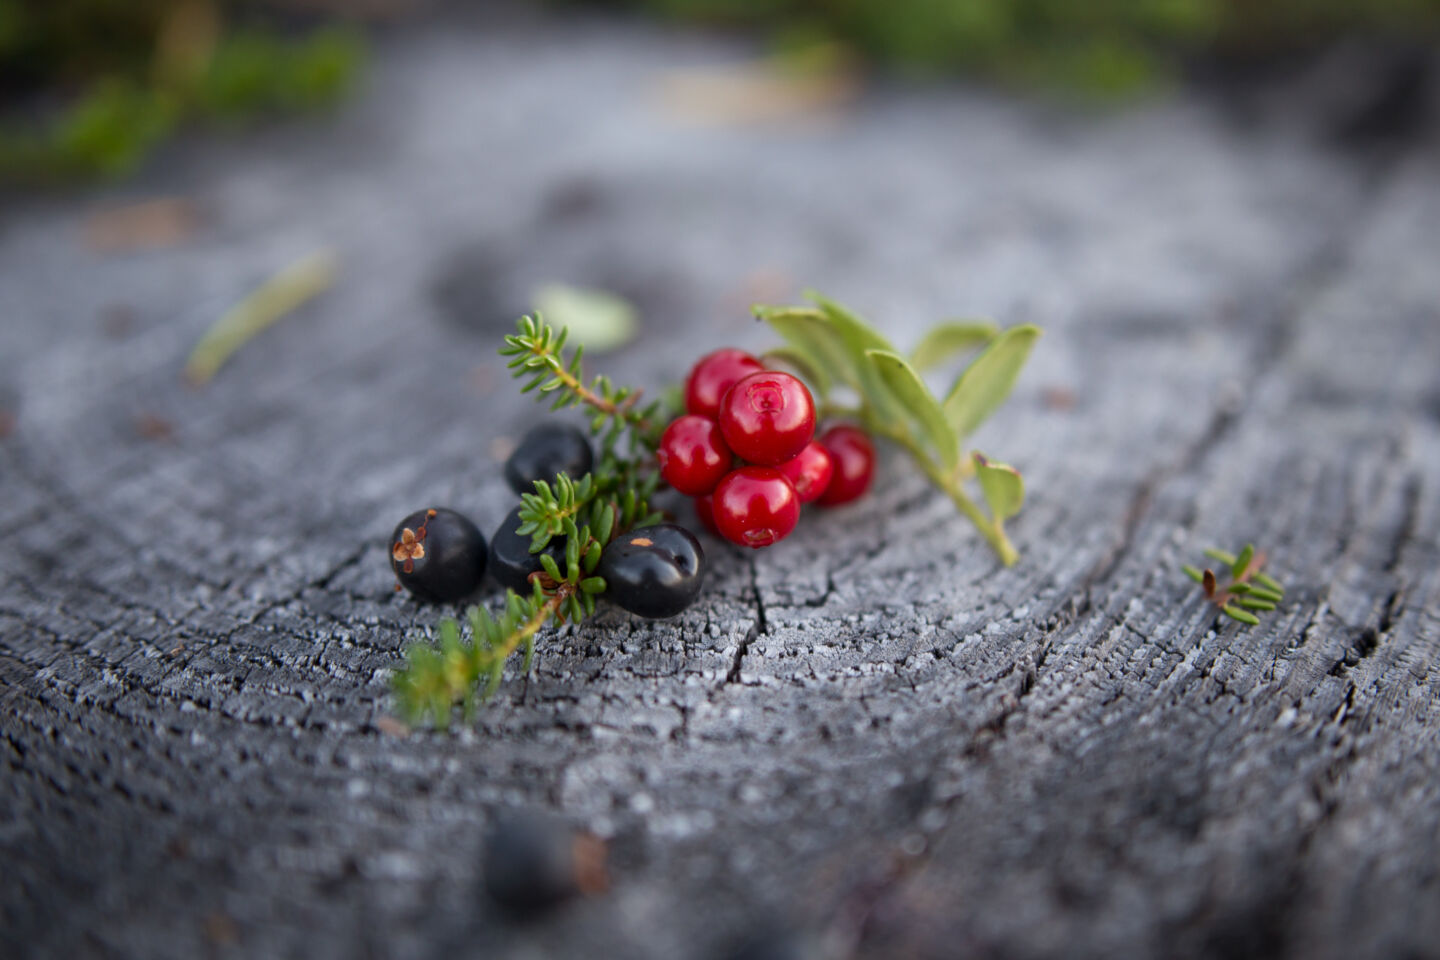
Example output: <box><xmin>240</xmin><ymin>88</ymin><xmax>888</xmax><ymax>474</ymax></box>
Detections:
<box><xmin>3</xmin><ymin>13</ymin><xmax>1437</xmax><ymax>960</ymax></box>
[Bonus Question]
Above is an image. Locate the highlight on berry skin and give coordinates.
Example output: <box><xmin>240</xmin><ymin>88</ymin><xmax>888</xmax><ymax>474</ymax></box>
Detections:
<box><xmin>717</xmin><ymin>370</ymin><xmax>816</xmax><ymax>466</ymax></box>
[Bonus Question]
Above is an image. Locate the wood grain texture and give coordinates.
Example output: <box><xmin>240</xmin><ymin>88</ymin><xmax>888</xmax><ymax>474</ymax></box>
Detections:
<box><xmin>2</xmin><ymin>14</ymin><xmax>1437</xmax><ymax>960</ymax></box>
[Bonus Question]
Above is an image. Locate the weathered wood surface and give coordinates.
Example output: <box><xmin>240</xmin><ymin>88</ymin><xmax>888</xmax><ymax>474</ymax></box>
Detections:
<box><xmin>3</xmin><ymin>13</ymin><xmax>1438</xmax><ymax>960</ymax></box>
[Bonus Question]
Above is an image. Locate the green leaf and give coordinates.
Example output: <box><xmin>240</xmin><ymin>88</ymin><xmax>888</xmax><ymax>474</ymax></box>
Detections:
<box><xmin>864</xmin><ymin>349</ymin><xmax>959</xmax><ymax>469</ymax></box>
<box><xmin>808</xmin><ymin>292</ymin><xmax>896</xmax><ymax>355</ymax></box>
<box><xmin>531</xmin><ymin>283</ymin><xmax>638</xmax><ymax>354</ymax></box>
<box><xmin>759</xmin><ymin>307</ymin><xmax>860</xmax><ymax>391</ymax></box>
<box><xmin>809</xmin><ymin>295</ymin><xmax>907</xmax><ymax>422</ymax></box>
<box><xmin>1246</xmin><ymin>586</ymin><xmax>1284</xmax><ymax>604</ymax></box>
<box><xmin>1182</xmin><ymin>564</ymin><xmax>1205</xmax><ymax>584</ymax></box>
<box><xmin>184</xmin><ymin>250</ymin><xmax>338</xmax><ymax>385</ymax></box>
<box><xmin>1203</xmin><ymin>548</ymin><xmax>1237</xmax><ymax>565</ymax></box>
<box><xmin>760</xmin><ymin>346</ymin><xmax>832</xmax><ymax>399</ymax></box>
<box><xmin>1255</xmin><ymin>573</ymin><xmax>1285</xmax><ymax>595</ymax></box>
<box><xmin>941</xmin><ymin>324</ymin><xmax>1041</xmax><ymax>438</ymax></box>
<box><xmin>1222</xmin><ymin>605</ymin><xmax>1261</xmax><ymax>626</ymax></box>
<box><xmin>1231</xmin><ymin>544</ymin><xmax>1254</xmax><ymax>580</ymax></box>
<box><xmin>973</xmin><ymin>453</ymin><xmax>1025</xmax><ymax>520</ymax></box>
<box><xmin>1237</xmin><ymin>598</ymin><xmax>1276</xmax><ymax>611</ymax></box>
<box><xmin>909</xmin><ymin>321</ymin><xmax>999</xmax><ymax>372</ymax></box>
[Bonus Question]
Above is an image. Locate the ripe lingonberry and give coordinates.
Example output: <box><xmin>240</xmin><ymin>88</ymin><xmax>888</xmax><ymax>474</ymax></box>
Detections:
<box><xmin>504</xmin><ymin>424</ymin><xmax>593</xmax><ymax>495</ymax></box>
<box><xmin>816</xmin><ymin>424</ymin><xmax>875</xmax><ymax>506</ymax></box>
<box><xmin>775</xmin><ymin>440</ymin><xmax>834</xmax><ymax>504</ymax></box>
<box><xmin>390</xmin><ymin>507</ymin><xmax>488</xmax><ymax>602</ymax></box>
<box><xmin>658</xmin><ymin>415</ymin><xmax>732</xmax><ymax>496</ymax></box>
<box><xmin>718</xmin><ymin>370</ymin><xmax>815</xmax><ymax>466</ymax></box>
<box><xmin>596</xmin><ymin>524</ymin><xmax>705</xmax><ymax>618</ymax></box>
<box><xmin>489</xmin><ymin>505</ymin><xmax>566</xmax><ymax>593</ymax></box>
<box><xmin>712</xmin><ymin>466</ymin><xmax>801</xmax><ymax>548</ymax></box>
<box><xmin>684</xmin><ymin>348</ymin><xmax>765</xmax><ymax>419</ymax></box>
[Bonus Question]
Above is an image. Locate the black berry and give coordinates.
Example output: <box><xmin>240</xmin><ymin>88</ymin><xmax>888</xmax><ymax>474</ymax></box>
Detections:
<box><xmin>489</xmin><ymin>505</ymin><xmax>566</xmax><ymax>593</ymax></box>
<box><xmin>596</xmin><ymin>523</ymin><xmax>704</xmax><ymax>619</ymax></box>
<box><xmin>504</xmin><ymin>424</ymin><xmax>594</xmax><ymax>495</ymax></box>
<box><xmin>390</xmin><ymin>507</ymin><xmax>488</xmax><ymax>603</ymax></box>
<box><xmin>482</xmin><ymin>812</ymin><xmax>608</xmax><ymax>915</ymax></box>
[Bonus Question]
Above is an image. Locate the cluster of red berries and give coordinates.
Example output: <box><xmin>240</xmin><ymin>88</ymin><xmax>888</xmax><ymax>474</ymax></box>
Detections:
<box><xmin>657</xmin><ymin>348</ymin><xmax>876</xmax><ymax>548</ymax></box>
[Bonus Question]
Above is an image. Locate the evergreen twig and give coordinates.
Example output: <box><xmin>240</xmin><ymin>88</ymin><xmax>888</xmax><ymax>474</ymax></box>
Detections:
<box><xmin>1185</xmin><ymin>543</ymin><xmax>1287</xmax><ymax>626</ymax></box>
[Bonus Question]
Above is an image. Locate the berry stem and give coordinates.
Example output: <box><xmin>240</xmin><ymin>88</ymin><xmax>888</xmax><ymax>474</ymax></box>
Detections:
<box><xmin>878</xmin><ymin>424</ymin><xmax>1017</xmax><ymax>566</ymax></box>
<box><xmin>496</xmin><ymin>589</ymin><xmax>568</xmax><ymax>660</ymax></box>
<box><xmin>516</xmin><ymin>336</ymin><xmax>655</xmax><ymax>438</ymax></box>
<box><xmin>925</xmin><ymin>462</ymin><xmax>1020</xmax><ymax>567</ymax></box>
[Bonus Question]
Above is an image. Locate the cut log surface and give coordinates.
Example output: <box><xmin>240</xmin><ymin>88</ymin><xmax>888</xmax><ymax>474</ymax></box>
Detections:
<box><xmin>3</xmin><ymin>14</ymin><xmax>1438</xmax><ymax>960</ymax></box>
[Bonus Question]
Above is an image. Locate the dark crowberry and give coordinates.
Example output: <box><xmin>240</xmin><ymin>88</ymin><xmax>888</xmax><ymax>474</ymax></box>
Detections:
<box><xmin>390</xmin><ymin>507</ymin><xmax>488</xmax><ymax>602</ymax></box>
<box><xmin>685</xmin><ymin>348</ymin><xmax>765</xmax><ymax>419</ymax></box>
<box><xmin>658</xmin><ymin>414</ymin><xmax>732</xmax><ymax>496</ymax></box>
<box><xmin>775</xmin><ymin>440</ymin><xmax>834</xmax><ymax>504</ymax></box>
<box><xmin>816</xmin><ymin>424</ymin><xmax>875</xmax><ymax>506</ymax></box>
<box><xmin>712</xmin><ymin>466</ymin><xmax>800</xmax><ymax>548</ymax></box>
<box><xmin>596</xmin><ymin>524</ymin><xmax>705</xmax><ymax>618</ymax></box>
<box><xmin>489</xmin><ymin>505</ymin><xmax>566</xmax><ymax>593</ymax></box>
<box><xmin>482</xmin><ymin>811</ymin><xmax>609</xmax><ymax>915</ymax></box>
<box><xmin>718</xmin><ymin>370</ymin><xmax>816</xmax><ymax>466</ymax></box>
<box><xmin>504</xmin><ymin>423</ymin><xmax>593</xmax><ymax>495</ymax></box>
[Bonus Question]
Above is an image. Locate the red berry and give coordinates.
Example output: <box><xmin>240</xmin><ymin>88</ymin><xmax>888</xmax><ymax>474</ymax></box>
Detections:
<box><xmin>685</xmin><ymin>348</ymin><xmax>765</xmax><ymax>419</ymax></box>
<box><xmin>693</xmin><ymin>494</ymin><xmax>720</xmax><ymax>537</ymax></box>
<box><xmin>712</xmin><ymin>466</ymin><xmax>801</xmax><ymax>548</ymax></box>
<box><xmin>718</xmin><ymin>371</ymin><xmax>815</xmax><ymax>466</ymax></box>
<box><xmin>775</xmin><ymin>440</ymin><xmax>834</xmax><ymax>504</ymax></box>
<box><xmin>658</xmin><ymin>415</ymin><xmax>732</xmax><ymax>495</ymax></box>
<box><xmin>816</xmin><ymin>425</ymin><xmax>875</xmax><ymax>506</ymax></box>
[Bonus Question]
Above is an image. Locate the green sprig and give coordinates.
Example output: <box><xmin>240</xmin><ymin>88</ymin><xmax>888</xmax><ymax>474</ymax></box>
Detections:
<box><xmin>755</xmin><ymin>292</ymin><xmax>1039</xmax><ymax>566</ymax></box>
<box><xmin>392</xmin><ymin>314</ymin><xmax>667</xmax><ymax>726</ymax></box>
<box><xmin>502</xmin><ymin>313</ymin><xmax>666</xmax><ymax>450</ymax></box>
<box><xmin>1185</xmin><ymin>542</ymin><xmax>1287</xmax><ymax>626</ymax></box>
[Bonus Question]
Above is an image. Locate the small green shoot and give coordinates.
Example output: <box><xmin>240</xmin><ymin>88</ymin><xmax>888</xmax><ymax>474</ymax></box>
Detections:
<box><xmin>1186</xmin><ymin>542</ymin><xmax>1286</xmax><ymax>627</ymax></box>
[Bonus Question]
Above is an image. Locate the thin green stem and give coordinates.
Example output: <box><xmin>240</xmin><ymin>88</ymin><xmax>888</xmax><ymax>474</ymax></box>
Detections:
<box><xmin>871</xmin><ymin>418</ymin><xmax>1017</xmax><ymax>566</ymax></box>
<box><xmin>526</xmin><ymin>344</ymin><xmax>652</xmax><ymax>434</ymax></box>
<box><xmin>918</xmin><ymin>457</ymin><xmax>1019</xmax><ymax>566</ymax></box>
<box><xmin>491</xmin><ymin>590</ymin><xmax>567</xmax><ymax>664</ymax></box>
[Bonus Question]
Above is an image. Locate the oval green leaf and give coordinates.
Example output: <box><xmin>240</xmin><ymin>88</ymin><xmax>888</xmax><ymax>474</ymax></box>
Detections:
<box><xmin>760</xmin><ymin>345</ymin><xmax>832</xmax><ymax>399</ymax></box>
<box><xmin>942</xmin><ymin>324</ymin><xmax>1041</xmax><ymax>439</ymax></box>
<box><xmin>974</xmin><ymin>453</ymin><xmax>1025</xmax><ymax>520</ymax></box>
<box><xmin>531</xmin><ymin>283</ymin><xmax>638</xmax><ymax>353</ymax></box>
<box><xmin>910</xmin><ymin>321</ymin><xmax>999</xmax><ymax>372</ymax></box>
<box><xmin>758</xmin><ymin>306</ymin><xmax>860</xmax><ymax>392</ymax></box>
<box><xmin>809</xmin><ymin>294</ymin><xmax>907</xmax><ymax>422</ymax></box>
<box><xmin>864</xmin><ymin>349</ymin><xmax>959</xmax><ymax>470</ymax></box>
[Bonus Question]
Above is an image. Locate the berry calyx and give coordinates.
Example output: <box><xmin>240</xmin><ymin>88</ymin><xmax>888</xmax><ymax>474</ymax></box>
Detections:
<box><xmin>658</xmin><ymin>414</ymin><xmax>732</xmax><ymax>495</ymax></box>
<box><xmin>712</xmin><ymin>466</ymin><xmax>801</xmax><ymax>548</ymax></box>
<box><xmin>596</xmin><ymin>524</ymin><xmax>705</xmax><ymax>618</ymax></box>
<box><xmin>684</xmin><ymin>348</ymin><xmax>765</xmax><ymax>419</ymax></box>
<box><xmin>504</xmin><ymin>424</ymin><xmax>594</xmax><ymax>495</ymax></box>
<box><xmin>717</xmin><ymin>370</ymin><xmax>816</xmax><ymax>466</ymax></box>
<box><xmin>390</xmin><ymin>507</ymin><xmax>488</xmax><ymax>602</ymax></box>
<box><xmin>816</xmin><ymin>425</ymin><xmax>875</xmax><ymax>506</ymax></box>
<box><xmin>489</xmin><ymin>505</ymin><xmax>567</xmax><ymax>593</ymax></box>
<box><xmin>775</xmin><ymin>440</ymin><xmax>834</xmax><ymax>504</ymax></box>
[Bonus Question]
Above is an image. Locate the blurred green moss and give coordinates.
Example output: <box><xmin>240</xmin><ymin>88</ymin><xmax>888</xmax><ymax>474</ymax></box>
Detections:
<box><xmin>0</xmin><ymin>0</ymin><xmax>364</xmax><ymax>184</ymax></box>
<box><xmin>614</xmin><ymin>0</ymin><xmax>1440</xmax><ymax>95</ymax></box>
